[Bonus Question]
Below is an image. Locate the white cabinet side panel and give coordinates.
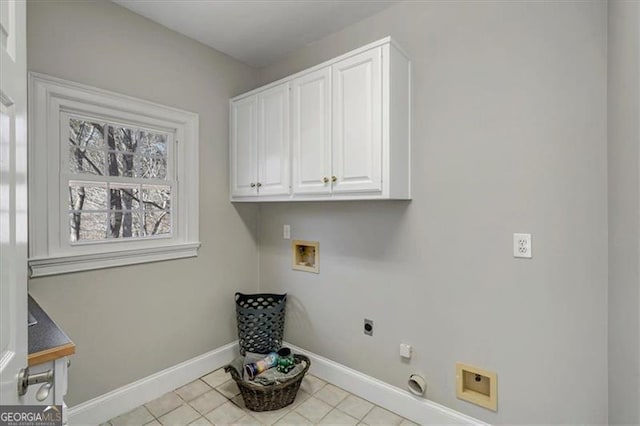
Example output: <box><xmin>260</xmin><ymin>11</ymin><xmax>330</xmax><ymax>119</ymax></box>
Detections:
<box><xmin>388</xmin><ymin>44</ymin><xmax>411</xmax><ymax>199</ymax></box>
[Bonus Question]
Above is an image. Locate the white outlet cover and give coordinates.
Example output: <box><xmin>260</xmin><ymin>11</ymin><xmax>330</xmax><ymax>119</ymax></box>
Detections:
<box><xmin>513</xmin><ymin>233</ymin><xmax>532</xmax><ymax>258</ymax></box>
<box><xmin>283</xmin><ymin>225</ymin><xmax>290</xmax><ymax>240</ymax></box>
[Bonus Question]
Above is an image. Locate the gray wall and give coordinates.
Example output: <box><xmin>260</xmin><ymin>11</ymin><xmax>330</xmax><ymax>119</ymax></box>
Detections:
<box><xmin>608</xmin><ymin>1</ymin><xmax>640</xmax><ymax>424</ymax></box>
<box><xmin>257</xmin><ymin>1</ymin><xmax>608</xmax><ymax>424</ymax></box>
<box><xmin>27</xmin><ymin>1</ymin><xmax>259</xmax><ymax>406</ymax></box>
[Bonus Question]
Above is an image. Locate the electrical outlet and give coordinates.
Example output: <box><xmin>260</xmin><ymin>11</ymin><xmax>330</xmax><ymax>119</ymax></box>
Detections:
<box><xmin>364</xmin><ymin>319</ymin><xmax>373</xmax><ymax>336</ymax></box>
<box><xmin>513</xmin><ymin>233</ymin><xmax>532</xmax><ymax>258</ymax></box>
<box><xmin>283</xmin><ymin>225</ymin><xmax>290</xmax><ymax>240</ymax></box>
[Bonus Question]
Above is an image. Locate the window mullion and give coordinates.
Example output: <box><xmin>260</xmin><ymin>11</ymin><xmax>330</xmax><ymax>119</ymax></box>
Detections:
<box><xmin>138</xmin><ymin>183</ymin><xmax>144</xmax><ymax>237</ymax></box>
<box><xmin>106</xmin><ymin>181</ymin><xmax>111</xmax><ymax>239</ymax></box>
<box><xmin>103</xmin><ymin>123</ymin><xmax>108</xmax><ymax>176</ymax></box>
<box><xmin>65</xmin><ymin>174</ymin><xmax>168</xmax><ymax>186</ymax></box>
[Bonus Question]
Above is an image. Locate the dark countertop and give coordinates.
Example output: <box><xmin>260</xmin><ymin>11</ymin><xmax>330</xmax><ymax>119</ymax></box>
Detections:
<box><xmin>28</xmin><ymin>295</ymin><xmax>75</xmax><ymax>366</ymax></box>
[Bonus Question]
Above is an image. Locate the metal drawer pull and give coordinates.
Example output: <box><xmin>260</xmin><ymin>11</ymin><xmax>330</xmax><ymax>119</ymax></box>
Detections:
<box><xmin>322</xmin><ymin>177</ymin><xmax>329</xmax><ymax>183</ymax></box>
<box><xmin>250</xmin><ymin>183</ymin><xmax>256</xmax><ymax>188</ymax></box>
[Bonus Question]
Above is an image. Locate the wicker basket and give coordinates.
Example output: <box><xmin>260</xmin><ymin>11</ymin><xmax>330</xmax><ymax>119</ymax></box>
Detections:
<box><xmin>225</xmin><ymin>354</ymin><xmax>310</xmax><ymax>412</ymax></box>
<box><xmin>235</xmin><ymin>292</ymin><xmax>287</xmax><ymax>355</ymax></box>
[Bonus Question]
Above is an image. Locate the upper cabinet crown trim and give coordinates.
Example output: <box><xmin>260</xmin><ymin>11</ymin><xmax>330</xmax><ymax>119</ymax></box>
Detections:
<box><xmin>231</xmin><ymin>37</ymin><xmax>408</xmax><ymax>101</ymax></box>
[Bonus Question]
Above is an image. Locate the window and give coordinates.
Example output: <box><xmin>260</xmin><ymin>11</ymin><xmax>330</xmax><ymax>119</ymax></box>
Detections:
<box><xmin>29</xmin><ymin>73</ymin><xmax>199</xmax><ymax>277</ymax></box>
<box><xmin>66</xmin><ymin>117</ymin><xmax>172</xmax><ymax>242</ymax></box>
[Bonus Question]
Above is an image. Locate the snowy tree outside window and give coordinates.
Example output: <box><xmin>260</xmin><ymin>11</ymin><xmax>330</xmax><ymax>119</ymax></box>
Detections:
<box><xmin>67</xmin><ymin>118</ymin><xmax>173</xmax><ymax>242</ymax></box>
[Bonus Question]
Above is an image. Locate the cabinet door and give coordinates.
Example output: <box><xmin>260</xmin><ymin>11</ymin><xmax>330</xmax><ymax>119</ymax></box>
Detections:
<box><xmin>257</xmin><ymin>83</ymin><xmax>290</xmax><ymax>196</ymax></box>
<box><xmin>230</xmin><ymin>95</ymin><xmax>258</xmax><ymax>197</ymax></box>
<box><xmin>332</xmin><ymin>47</ymin><xmax>382</xmax><ymax>193</ymax></box>
<box><xmin>292</xmin><ymin>68</ymin><xmax>332</xmax><ymax>195</ymax></box>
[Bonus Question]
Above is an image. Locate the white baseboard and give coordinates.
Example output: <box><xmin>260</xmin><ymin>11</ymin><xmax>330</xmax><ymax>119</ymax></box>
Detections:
<box><xmin>68</xmin><ymin>340</ymin><xmax>485</xmax><ymax>425</ymax></box>
<box><xmin>284</xmin><ymin>342</ymin><xmax>487</xmax><ymax>425</ymax></box>
<box><xmin>67</xmin><ymin>341</ymin><xmax>238</xmax><ymax>425</ymax></box>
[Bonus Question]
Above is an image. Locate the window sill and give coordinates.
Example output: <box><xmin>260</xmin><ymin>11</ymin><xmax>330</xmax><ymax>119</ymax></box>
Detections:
<box><xmin>28</xmin><ymin>242</ymin><xmax>200</xmax><ymax>278</ymax></box>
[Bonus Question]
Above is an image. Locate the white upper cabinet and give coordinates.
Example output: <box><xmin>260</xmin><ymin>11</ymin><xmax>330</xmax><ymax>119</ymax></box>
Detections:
<box><xmin>230</xmin><ymin>83</ymin><xmax>290</xmax><ymax>198</ymax></box>
<box><xmin>257</xmin><ymin>82</ymin><xmax>290</xmax><ymax>196</ymax></box>
<box><xmin>292</xmin><ymin>67</ymin><xmax>332</xmax><ymax>195</ymax></box>
<box><xmin>230</xmin><ymin>95</ymin><xmax>257</xmax><ymax>197</ymax></box>
<box><xmin>230</xmin><ymin>37</ymin><xmax>411</xmax><ymax>202</ymax></box>
<box><xmin>332</xmin><ymin>47</ymin><xmax>382</xmax><ymax>194</ymax></box>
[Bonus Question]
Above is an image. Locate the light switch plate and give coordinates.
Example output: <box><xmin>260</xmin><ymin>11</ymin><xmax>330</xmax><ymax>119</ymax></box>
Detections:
<box><xmin>400</xmin><ymin>343</ymin><xmax>412</xmax><ymax>358</ymax></box>
<box><xmin>283</xmin><ymin>225</ymin><xmax>290</xmax><ymax>239</ymax></box>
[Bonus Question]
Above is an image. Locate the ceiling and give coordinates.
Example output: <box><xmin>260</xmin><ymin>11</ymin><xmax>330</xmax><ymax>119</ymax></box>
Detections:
<box><xmin>112</xmin><ymin>0</ymin><xmax>398</xmax><ymax>68</ymax></box>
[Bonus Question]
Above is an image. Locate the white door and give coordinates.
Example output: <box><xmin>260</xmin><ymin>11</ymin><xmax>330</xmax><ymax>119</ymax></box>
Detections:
<box><xmin>332</xmin><ymin>47</ymin><xmax>383</xmax><ymax>194</ymax></box>
<box><xmin>292</xmin><ymin>68</ymin><xmax>332</xmax><ymax>195</ymax></box>
<box><xmin>0</xmin><ymin>0</ymin><xmax>28</xmax><ymax>405</ymax></box>
<box><xmin>257</xmin><ymin>83</ymin><xmax>290</xmax><ymax>196</ymax></box>
<box><xmin>230</xmin><ymin>95</ymin><xmax>258</xmax><ymax>197</ymax></box>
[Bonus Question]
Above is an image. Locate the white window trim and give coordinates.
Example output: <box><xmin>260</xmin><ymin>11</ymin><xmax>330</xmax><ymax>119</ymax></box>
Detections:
<box><xmin>28</xmin><ymin>72</ymin><xmax>200</xmax><ymax>277</ymax></box>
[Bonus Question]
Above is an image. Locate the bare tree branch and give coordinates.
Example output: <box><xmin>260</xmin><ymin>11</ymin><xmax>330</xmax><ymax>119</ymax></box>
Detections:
<box><xmin>69</xmin><ymin>138</ymin><xmax>104</xmax><ymax>175</ymax></box>
<box><xmin>150</xmin><ymin>211</ymin><xmax>169</xmax><ymax>235</ymax></box>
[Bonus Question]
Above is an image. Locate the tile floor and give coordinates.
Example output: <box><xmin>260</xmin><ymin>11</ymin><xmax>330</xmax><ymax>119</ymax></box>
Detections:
<box><xmin>104</xmin><ymin>368</ymin><xmax>417</xmax><ymax>426</ymax></box>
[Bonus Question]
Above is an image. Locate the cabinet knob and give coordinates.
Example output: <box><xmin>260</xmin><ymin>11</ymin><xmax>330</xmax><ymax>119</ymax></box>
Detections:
<box><xmin>257</xmin><ymin>182</ymin><xmax>262</xmax><ymax>187</ymax></box>
<box><xmin>250</xmin><ymin>183</ymin><xmax>256</xmax><ymax>188</ymax></box>
<box><xmin>332</xmin><ymin>176</ymin><xmax>337</xmax><ymax>182</ymax></box>
<box><xmin>322</xmin><ymin>177</ymin><xmax>329</xmax><ymax>184</ymax></box>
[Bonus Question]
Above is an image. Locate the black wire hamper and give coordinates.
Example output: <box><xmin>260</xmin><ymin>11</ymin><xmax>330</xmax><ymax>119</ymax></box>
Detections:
<box><xmin>235</xmin><ymin>292</ymin><xmax>287</xmax><ymax>355</ymax></box>
<box><xmin>225</xmin><ymin>354</ymin><xmax>310</xmax><ymax>411</ymax></box>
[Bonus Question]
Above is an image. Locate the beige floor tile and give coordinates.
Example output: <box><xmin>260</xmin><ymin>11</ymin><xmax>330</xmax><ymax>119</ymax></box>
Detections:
<box><xmin>106</xmin><ymin>369</ymin><xmax>413</xmax><ymax>426</ymax></box>
<box><xmin>189</xmin><ymin>390</ymin><xmax>228</xmax><ymax>415</ymax></box>
<box><xmin>188</xmin><ymin>418</ymin><xmax>213</xmax><ymax>426</ymax></box>
<box><xmin>274</xmin><ymin>412</ymin><xmax>312</xmax><ymax>425</ymax></box>
<box><xmin>202</xmin><ymin>368</ymin><xmax>231</xmax><ymax>388</ymax></box>
<box><xmin>294</xmin><ymin>396</ymin><xmax>333</xmax><ymax>423</ymax></box>
<box><xmin>248</xmin><ymin>406</ymin><xmax>290</xmax><ymax>425</ymax></box>
<box><xmin>216</xmin><ymin>380</ymin><xmax>241</xmax><ymax>399</ymax></box>
<box><xmin>146</xmin><ymin>392</ymin><xmax>185</xmax><ymax>418</ymax></box>
<box><xmin>232</xmin><ymin>414</ymin><xmax>261</xmax><ymax>425</ymax></box>
<box><xmin>314</xmin><ymin>384</ymin><xmax>349</xmax><ymax>407</ymax></box>
<box><xmin>205</xmin><ymin>401</ymin><xmax>246</xmax><ymax>425</ymax></box>
<box><xmin>336</xmin><ymin>395</ymin><xmax>374</xmax><ymax>420</ymax></box>
<box><xmin>299</xmin><ymin>375</ymin><xmax>326</xmax><ymax>395</ymax></box>
<box><xmin>158</xmin><ymin>405</ymin><xmax>201</xmax><ymax>426</ymax></box>
<box><xmin>361</xmin><ymin>407</ymin><xmax>403</xmax><ymax>426</ymax></box>
<box><xmin>318</xmin><ymin>408</ymin><xmax>359</xmax><ymax>425</ymax></box>
<box><xmin>111</xmin><ymin>406</ymin><xmax>154</xmax><ymax>426</ymax></box>
<box><xmin>176</xmin><ymin>380</ymin><xmax>213</xmax><ymax>402</ymax></box>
